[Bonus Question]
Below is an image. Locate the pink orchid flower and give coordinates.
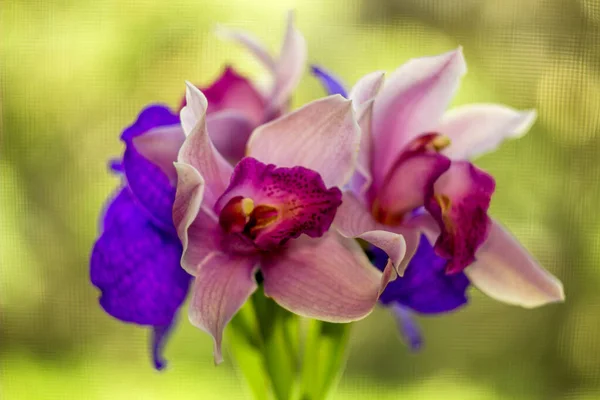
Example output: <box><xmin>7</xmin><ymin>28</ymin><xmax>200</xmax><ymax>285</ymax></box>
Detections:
<box><xmin>173</xmin><ymin>83</ymin><xmax>397</xmax><ymax>363</ymax></box>
<box><xmin>132</xmin><ymin>11</ymin><xmax>307</xmax><ymax>179</ymax></box>
<box><xmin>334</xmin><ymin>48</ymin><xmax>564</xmax><ymax>308</ymax></box>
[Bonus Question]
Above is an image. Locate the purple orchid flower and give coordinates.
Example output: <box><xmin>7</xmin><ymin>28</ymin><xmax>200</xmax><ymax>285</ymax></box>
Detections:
<box><xmin>173</xmin><ymin>83</ymin><xmax>397</xmax><ymax>364</ymax></box>
<box><xmin>313</xmin><ymin>49</ymin><xmax>564</xmax><ymax>346</ymax></box>
<box><xmin>90</xmin><ymin>13</ymin><xmax>307</xmax><ymax>370</ymax></box>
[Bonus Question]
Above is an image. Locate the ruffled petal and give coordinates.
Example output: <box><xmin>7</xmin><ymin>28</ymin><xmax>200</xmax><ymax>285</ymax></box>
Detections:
<box><xmin>373</xmin><ymin>151</ymin><xmax>451</xmax><ymax>225</ymax></box>
<box><xmin>372</xmin><ymin>238</ymin><xmax>470</xmax><ymax>314</ymax></box>
<box><xmin>349</xmin><ymin>70</ymin><xmax>385</xmax><ymax>106</ymax></box>
<box><xmin>261</xmin><ymin>232</ymin><xmax>396</xmax><ymax>322</ymax></box>
<box><xmin>121</xmin><ymin>105</ymin><xmax>181</xmax><ymax>229</ymax></box>
<box><xmin>90</xmin><ymin>188</ymin><xmax>190</xmax><ymax>327</ymax></box>
<box><xmin>247</xmin><ymin>95</ymin><xmax>360</xmax><ymax>188</ymax></box>
<box><xmin>214</xmin><ymin>157</ymin><xmax>342</xmax><ymax>250</ymax></box>
<box><xmin>371</xmin><ymin>48</ymin><xmax>466</xmax><ymax>189</ymax></box>
<box><xmin>466</xmin><ymin>220</ymin><xmax>565</xmax><ymax>308</ymax></box>
<box><xmin>310</xmin><ymin>65</ymin><xmax>348</xmax><ymax>97</ymax></box>
<box><xmin>425</xmin><ymin>161</ymin><xmax>495</xmax><ymax>274</ymax></box>
<box><xmin>188</xmin><ymin>252</ymin><xmax>258</xmax><ymax>364</ymax></box>
<box><xmin>178</xmin><ymin>83</ymin><xmax>233</xmax><ymax>207</ymax></box>
<box><xmin>439</xmin><ymin>104</ymin><xmax>537</xmax><ymax>161</ymax></box>
<box><xmin>334</xmin><ymin>192</ymin><xmax>415</xmax><ymax>275</ymax></box>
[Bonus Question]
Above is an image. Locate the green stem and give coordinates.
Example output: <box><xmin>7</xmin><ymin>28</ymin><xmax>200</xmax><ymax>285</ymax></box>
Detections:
<box><xmin>300</xmin><ymin>320</ymin><xmax>351</xmax><ymax>400</ymax></box>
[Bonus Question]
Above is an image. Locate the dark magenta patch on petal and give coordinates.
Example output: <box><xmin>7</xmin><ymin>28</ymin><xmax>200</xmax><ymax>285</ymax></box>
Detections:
<box><xmin>215</xmin><ymin>157</ymin><xmax>342</xmax><ymax>250</ymax></box>
<box><xmin>371</xmin><ymin>237</ymin><xmax>470</xmax><ymax>314</ymax></box>
<box><xmin>90</xmin><ymin>189</ymin><xmax>190</xmax><ymax>327</ymax></box>
<box><xmin>425</xmin><ymin>161</ymin><xmax>496</xmax><ymax>274</ymax></box>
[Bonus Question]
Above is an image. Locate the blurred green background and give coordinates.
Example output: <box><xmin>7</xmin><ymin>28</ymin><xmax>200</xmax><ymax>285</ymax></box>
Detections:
<box><xmin>2</xmin><ymin>0</ymin><xmax>599</xmax><ymax>398</ymax></box>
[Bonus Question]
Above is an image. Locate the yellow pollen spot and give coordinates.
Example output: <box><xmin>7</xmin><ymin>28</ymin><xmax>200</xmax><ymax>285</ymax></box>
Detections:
<box><xmin>241</xmin><ymin>198</ymin><xmax>255</xmax><ymax>216</ymax></box>
<box><xmin>431</xmin><ymin>135</ymin><xmax>451</xmax><ymax>151</ymax></box>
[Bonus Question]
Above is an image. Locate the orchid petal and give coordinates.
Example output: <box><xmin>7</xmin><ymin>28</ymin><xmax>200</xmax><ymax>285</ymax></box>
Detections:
<box><xmin>247</xmin><ymin>95</ymin><xmax>360</xmax><ymax>188</ymax></box>
<box><xmin>373</xmin><ymin>238</ymin><xmax>470</xmax><ymax>314</ymax></box>
<box><xmin>261</xmin><ymin>232</ymin><xmax>396</xmax><ymax>322</ymax></box>
<box><xmin>178</xmin><ymin>83</ymin><xmax>233</xmax><ymax>207</ymax></box>
<box><xmin>202</xmin><ymin>66</ymin><xmax>267</xmax><ymax>126</ymax></box>
<box><xmin>152</xmin><ymin>319</ymin><xmax>177</xmax><ymax>371</ymax></box>
<box><xmin>214</xmin><ymin>157</ymin><xmax>342</xmax><ymax>250</ymax></box>
<box><xmin>334</xmin><ymin>192</ymin><xmax>415</xmax><ymax>275</ymax></box>
<box><xmin>121</xmin><ymin>105</ymin><xmax>180</xmax><ymax>229</ymax></box>
<box><xmin>371</xmin><ymin>48</ymin><xmax>466</xmax><ymax>188</ymax></box>
<box><xmin>172</xmin><ymin>163</ymin><xmax>223</xmax><ymax>275</ymax></box>
<box><xmin>391</xmin><ymin>304</ymin><xmax>423</xmax><ymax>351</ymax></box>
<box><xmin>466</xmin><ymin>220</ymin><xmax>565</xmax><ymax>308</ymax></box>
<box><xmin>132</xmin><ymin>125</ymin><xmax>185</xmax><ymax>183</ymax></box>
<box><xmin>214</xmin><ymin>25</ymin><xmax>277</xmax><ymax>72</ymax></box>
<box><xmin>91</xmin><ymin>188</ymin><xmax>190</xmax><ymax>327</ymax></box>
<box><xmin>206</xmin><ymin>111</ymin><xmax>254</xmax><ymax>163</ymax></box>
<box><xmin>426</xmin><ymin>161</ymin><xmax>495</xmax><ymax>274</ymax></box>
<box><xmin>271</xmin><ymin>11</ymin><xmax>307</xmax><ymax>108</ymax></box>
<box><xmin>439</xmin><ymin>104</ymin><xmax>537</xmax><ymax>160</ymax></box>
<box><xmin>310</xmin><ymin>65</ymin><xmax>348</xmax><ymax>97</ymax></box>
<box><xmin>189</xmin><ymin>252</ymin><xmax>258</xmax><ymax>364</ymax></box>
<box><xmin>348</xmin><ymin>101</ymin><xmax>374</xmax><ymax>197</ymax></box>
<box><xmin>374</xmin><ymin>152</ymin><xmax>451</xmax><ymax>223</ymax></box>
<box><xmin>349</xmin><ymin>70</ymin><xmax>385</xmax><ymax>106</ymax></box>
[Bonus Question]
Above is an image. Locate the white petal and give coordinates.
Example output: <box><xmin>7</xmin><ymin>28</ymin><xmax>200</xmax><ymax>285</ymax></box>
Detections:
<box><xmin>466</xmin><ymin>219</ymin><xmax>565</xmax><ymax>308</ymax></box>
<box><xmin>439</xmin><ymin>104</ymin><xmax>537</xmax><ymax>160</ymax></box>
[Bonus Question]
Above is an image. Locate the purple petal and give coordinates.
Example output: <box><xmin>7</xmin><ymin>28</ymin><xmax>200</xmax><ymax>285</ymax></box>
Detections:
<box><xmin>188</xmin><ymin>252</ymin><xmax>258</xmax><ymax>364</ymax></box>
<box><xmin>373</xmin><ymin>237</ymin><xmax>470</xmax><ymax>314</ymax></box>
<box><xmin>121</xmin><ymin>105</ymin><xmax>181</xmax><ymax>230</ymax></box>
<box><xmin>371</xmin><ymin>48</ymin><xmax>466</xmax><ymax>191</ymax></box>
<box><xmin>215</xmin><ymin>157</ymin><xmax>342</xmax><ymax>250</ymax></box>
<box><xmin>466</xmin><ymin>219</ymin><xmax>564</xmax><ymax>308</ymax></box>
<box><xmin>425</xmin><ymin>161</ymin><xmax>495</xmax><ymax>274</ymax></box>
<box><xmin>261</xmin><ymin>232</ymin><xmax>396</xmax><ymax>322</ymax></box>
<box><xmin>90</xmin><ymin>188</ymin><xmax>190</xmax><ymax>327</ymax></box>
<box><xmin>391</xmin><ymin>304</ymin><xmax>423</xmax><ymax>351</ymax></box>
<box><xmin>247</xmin><ymin>95</ymin><xmax>360</xmax><ymax>188</ymax></box>
<box><xmin>121</xmin><ymin>105</ymin><xmax>180</xmax><ymax>142</ymax></box>
<box><xmin>151</xmin><ymin>319</ymin><xmax>177</xmax><ymax>371</ymax></box>
<box><xmin>310</xmin><ymin>65</ymin><xmax>348</xmax><ymax>97</ymax></box>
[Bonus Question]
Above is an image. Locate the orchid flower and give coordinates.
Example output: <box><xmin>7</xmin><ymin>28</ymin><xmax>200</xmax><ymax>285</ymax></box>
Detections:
<box><xmin>173</xmin><ymin>83</ymin><xmax>397</xmax><ymax>363</ymax></box>
<box><xmin>312</xmin><ymin>48</ymin><xmax>564</xmax><ymax>347</ymax></box>
<box><xmin>90</xmin><ymin>13</ymin><xmax>306</xmax><ymax>370</ymax></box>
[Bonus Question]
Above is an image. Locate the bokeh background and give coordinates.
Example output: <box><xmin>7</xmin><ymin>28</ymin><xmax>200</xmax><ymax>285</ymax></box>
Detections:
<box><xmin>2</xmin><ymin>0</ymin><xmax>599</xmax><ymax>398</ymax></box>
